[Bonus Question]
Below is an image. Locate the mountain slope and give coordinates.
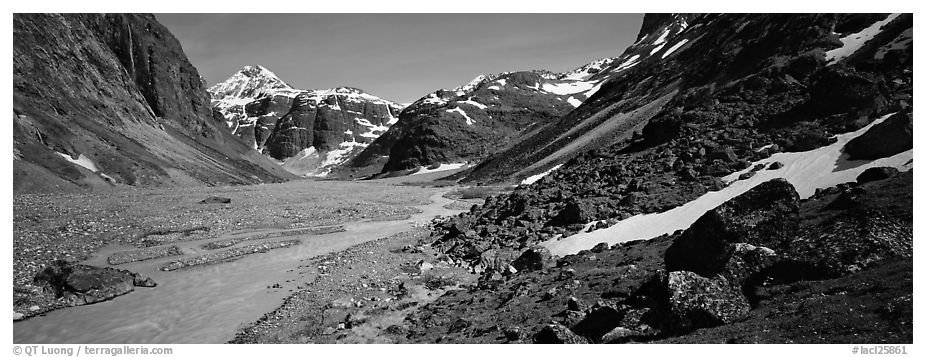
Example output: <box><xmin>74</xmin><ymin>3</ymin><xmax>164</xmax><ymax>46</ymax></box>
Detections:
<box><xmin>409</xmin><ymin>13</ymin><xmax>912</xmax><ymax>343</ymax></box>
<box><xmin>13</xmin><ymin>14</ymin><xmax>294</xmax><ymax>194</ymax></box>
<box><xmin>338</xmin><ymin>70</ymin><xmax>592</xmax><ymax>177</ymax></box>
<box><xmin>339</xmin><ymin>15</ymin><xmax>697</xmax><ymax>179</ymax></box>
<box><xmin>209</xmin><ymin>66</ymin><xmax>404</xmax><ymax>177</ymax></box>
<box><xmin>439</xmin><ymin>12</ymin><xmax>912</xmax><ymax>260</ymax></box>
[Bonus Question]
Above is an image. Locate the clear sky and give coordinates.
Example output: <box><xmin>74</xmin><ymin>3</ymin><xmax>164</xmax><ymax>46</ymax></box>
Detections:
<box><xmin>156</xmin><ymin>13</ymin><xmax>643</xmax><ymax>104</ymax></box>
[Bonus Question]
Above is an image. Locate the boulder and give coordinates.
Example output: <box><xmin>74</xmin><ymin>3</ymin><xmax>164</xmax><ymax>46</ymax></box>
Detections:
<box><xmin>33</xmin><ymin>260</ymin><xmax>155</xmax><ymax>306</ymax></box>
<box><xmin>475</xmin><ymin>249</ymin><xmax>520</xmax><ymax>273</ymax></box>
<box><xmin>199</xmin><ymin>196</ymin><xmax>231</xmax><ymax>204</ymax></box>
<box><xmin>667</xmin><ymin>271</ymin><xmax>750</xmax><ymax>330</ymax></box>
<box><xmin>785</xmin><ymin>210</ymin><xmax>912</xmax><ymax>277</ymax></box>
<box><xmin>719</xmin><ymin>243</ymin><xmax>778</xmax><ymax>286</ymax></box>
<box><xmin>532</xmin><ymin>323</ymin><xmax>588</xmax><ymax>344</ymax></box>
<box><xmin>571</xmin><ymin>300</ymin><xmax>625</xmax><ymax>340</ymax></box>
<box><xmin>808</xmin><ymin>66</ymin><xmax>887</xmax><ymax>117</ymax></box>
<box><xmin>856</xmin><ymin>166</ymin><xmax>900</xmax><ymax>184</ymax></box>
<box><xmin>707</xmin><ymin>147</ymin><xmax>738</xmax><ymax>162</ymax></box>
<box><xmin>600</xmin><ymin>327</ymin><xmax>637</xmax><ymax>344</ymax></box>
<box><xmin>511</xmin><ymin>246</ymin><xmax>556</xmax><ymax>272</ymax></box>
<box><xmin>664</xmin><ymin>179</ymin><xmax>800</xmax><ymax>277</ymax></box>
<box><xmin>552</xmin><ymin>199</ymin><xmax>600</xmax><ymax>225</ymax></box>
<box><xmin>844</xmin><ymin>112</ymin><xmax>912</xmax><ymax>160</ymax></box>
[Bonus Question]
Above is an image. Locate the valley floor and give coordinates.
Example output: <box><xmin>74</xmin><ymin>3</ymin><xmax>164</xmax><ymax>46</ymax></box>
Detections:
<box><xmin>12</xmin><ymin>178</ymin><xmax>460</xmax><ymax>342</ymax></box>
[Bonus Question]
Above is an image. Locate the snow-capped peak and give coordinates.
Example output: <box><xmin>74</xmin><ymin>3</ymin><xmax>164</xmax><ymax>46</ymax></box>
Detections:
<box><xmin>453</xmin><ymin>74</ymin><xmax>489</xmax><ymax>94</ymax></box>
<box><xmin>208</xmin><ymin>65</ymin><xmax>293</xmax><ymax>101</ymax></box>
<box><xmin>559</xmin><ymin>57</ymin><xmax>618</xmax><ymax>81</ymax></box>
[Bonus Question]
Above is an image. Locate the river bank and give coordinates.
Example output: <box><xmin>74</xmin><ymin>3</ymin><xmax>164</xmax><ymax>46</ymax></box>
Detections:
<box><xmin>13</xmin><ymin>178</ymin><xmax>466</xmax><ymax>343</ymax></box>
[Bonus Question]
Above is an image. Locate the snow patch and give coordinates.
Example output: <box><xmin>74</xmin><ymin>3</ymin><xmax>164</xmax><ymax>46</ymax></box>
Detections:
<box><xmin>542</xmin><ymin>113</ymin><xmax>911</xmax><ymax>256</ymax></box>
<box><xmin>541</xmin><ymin>81</ymin><xmax>597</xmax><ymax>95</ymax></box>
<box><xmin>56</xmin><ymin>152</ymin><xmax>99</xmax><ymax>172</ymax></box>
<box><xmin>446</xmin><ymin>107</ymin><xmax>476</xmax><ymax>125</ymax></box>
<box><xmin>520</xmin><ymin>164</ymin><xmax>563</xmax><ymax>185</ymax></box>
<box><xmin>566</xmin><ymin>97</ymin><xmax>582</xmax><ymax>107</ymax></box>
<box><xmin>653</xmin><ymin>29</ymin><xmax>671</xmax><ymax>45</ymax></box>
<box><xmin>661</xmin><ymin>39</ymin><xmax>690</xmax><ymax>59</ymax></box>
<box><xmin>412</xmin><ymin>162</ymin><xmax>467</xmax><ymax>176</ymax></box>
<box><xmin>826</xmin><ymin>13</ymin><xmax>901</xmax><ymax>65</ymax></box>
<box><xmin>874</xmin><ymin>27</ymin><xmax>912</xmax><ymax>60</ymax></box>
<box><xmin>458</xmin><ymin>99</ymin><xmax>488</xmax><ymax>110</ymax></box>
<box><xmin>650</xmin><ymin>43</ymin><xmax>667</xmax><ymax>56</ymax></box>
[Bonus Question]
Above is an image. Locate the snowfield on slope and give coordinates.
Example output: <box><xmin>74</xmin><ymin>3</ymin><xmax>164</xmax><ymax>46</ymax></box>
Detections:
<box><xmin>520</xmin><ymin>164</ymin><xmax>563</xmax><ymax>185</ymax></box>
<box><xmin>542</xmin><ymin>113</ymin><xmax>912</xmax><ymax>256</ymax></box>
<box><xmin>412</xmin><ymin>163</ymin><xmax>467</xmax><ymax>176</ymax></box>
<box><xmin>56</xmin><ymin>152</ymin><xmax>100</xmax><ymax>172</ymax></box>
<box><xmin>826</xmin><ymin>13</ymin><xmax>901</xmax><ymax>65</ymax></box>
<box><xmin>446</xmin><ymin>107</ymin><xmax>476</xmax><ymax>125</ymax></box>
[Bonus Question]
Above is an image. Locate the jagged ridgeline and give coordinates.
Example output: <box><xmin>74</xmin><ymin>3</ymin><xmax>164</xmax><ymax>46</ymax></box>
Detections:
<box><xmin>13</xmin><ymin>14</ymin><xmax>295</xmax><ymax>193</ymax></box>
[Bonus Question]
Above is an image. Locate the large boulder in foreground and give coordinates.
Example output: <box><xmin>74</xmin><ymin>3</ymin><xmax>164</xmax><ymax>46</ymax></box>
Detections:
<box><xmin>33</xmin><ymin>260</ymin><xmax>156</xmax><ymax>306</ymax></box>
<box><xmin>667</xmin><ymin>271</ymin><xmax>751</xmax><ymax>330</ymax></box>
<box><xmin>664</xmin><ymin>179</ymin><xmax>800</xmax><ymax>277</ymax></box>
<box><xmin>844</xmin><ymin>112</ymin><xmax>912</xmax><ymax>160</ymax></box>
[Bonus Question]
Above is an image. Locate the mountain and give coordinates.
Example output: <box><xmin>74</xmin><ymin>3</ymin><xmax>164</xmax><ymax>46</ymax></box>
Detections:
<box><xmin>414</xmin><ymin>13</ymin><xmax>912</xmax><ymax>342</ymax></box>
<box><xmin>337</xmin><ymin>63</ymin><xmax>635</xmax><ymax>178</ymax></box>
<box><xmin>13</xmin><ymin>14</ymin><xmax>295</xmax><ymax>194</ymax></box>
<box><xmin>338</xmin><ymin>15</ymin><xmax>697</xmax><ymax>179</ymax></box>
<box><xmin>459</xmin><ymin>13</ymin><xmax>702</xmax><ymax>183</ymax></box>
<box><xmin>208</xmin><ymin>66</ymin><xmax>404</xmax><ymax>177</ymax></box>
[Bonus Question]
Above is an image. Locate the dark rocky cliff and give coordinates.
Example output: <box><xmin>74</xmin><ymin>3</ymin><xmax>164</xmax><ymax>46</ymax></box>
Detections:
<box><xmin>13</xmin><ymin>14</ymin><xmax>294</xmax><ymax>193</ymax></box>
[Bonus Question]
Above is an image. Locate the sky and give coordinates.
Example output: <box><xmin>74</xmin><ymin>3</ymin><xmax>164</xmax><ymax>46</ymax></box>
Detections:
<box><xmin>157</xmin><ymin>13</ymin><xmax>643</xmax><ymax>104</ymax></box>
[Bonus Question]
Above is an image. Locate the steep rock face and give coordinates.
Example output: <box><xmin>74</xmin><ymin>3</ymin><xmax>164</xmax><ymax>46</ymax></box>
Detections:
<box><xmin>208</xmin><ymin>66</ymin><xmax>403</xmax><ymax>177</ymax></box>
<box><xmin>13</xmin><ymin>14</ymin><xmax>294</xmax><ymax>193</ymax></box>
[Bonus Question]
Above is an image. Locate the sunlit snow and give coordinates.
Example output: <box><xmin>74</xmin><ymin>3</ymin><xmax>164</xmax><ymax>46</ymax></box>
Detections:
<box><xmin>458</xmin><ymin>99</ymin><xmax>488</xmax><ymax>110</ymax></box>
<box><xmin>411</xmin><ymin>162</ymin><xmax>467</xmax><ymax>176</ymax></box>
<box><xmin>661</xmin><ymin>39</ymin><xmax>690</xmax><ymax>59</ymax></box>
<box><xmin>826</xmin><ymin>13</ymin><xmax>901</xmax><ymax>65</ymax></box>
<box><xmin>446</xmin><ymin>107</ymin><xmax>476</xmax><ymax>125</ymax></box>
<box><xmin>542</xmin><ymin>113</ymin><xmax>912</xmax><ymax>256</ymax></box>
<box><xmin>566</xmin><ymin>97</ymin><xmax>582</xmax><ymax>107</ymax></box>
<box><xmin>520</xmin><ymin>164</ymin><xmax>563</xmax><ymax>185</ymax></box>
<box><xmin>56</xmin><ymin>152</ymin><xmax>99</xmax><ymax>172</ymax></box>
<box><xmin>541</xmin><ymin>81</ymin><xmax>598</xmax><ymax>95</ymax></box>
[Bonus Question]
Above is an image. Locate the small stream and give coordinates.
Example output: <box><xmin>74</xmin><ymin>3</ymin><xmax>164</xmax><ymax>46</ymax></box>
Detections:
<box><xmin>13</xmin><ymin>190</ymin><xmax>464</xmax><ymax>344</ymax></box>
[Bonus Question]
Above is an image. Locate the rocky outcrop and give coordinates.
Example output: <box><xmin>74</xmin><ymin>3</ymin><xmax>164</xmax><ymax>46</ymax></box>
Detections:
<box><xmin>16</xmin><ymin>260</ymin><xmax>156</xmax><ymax>320</ymax></box>
<box><xmin>663</xmin><ymin>179</ymin><xmax>800</xmax><ymax>277</ymax></box>
<box><xmin>844</xmin><ymin>111</ymin><xmax>912</xmax><ymax>160</ymax></box>
<box><xmin>856</xmin><ymin>166</ymin><xmax>900</xmax><ymax>183</ymax></box>
<box><xmin>13</xmin><ymin>14</ymin><xmax>294</xmax><ymax>193</ymax></box>
<box><xmin>533</xmin><ymin>323</ymin><xmax>588</xmax><ymax>344</ymax></box>
<box><xmin>666</xmin><ymin>271</ymin><xmax>750</xmax><ymax>330</ymax></box>
<box><xmin>208</xmin><ymin>66</ymin><xmax>403</xmax><ymax>177</ymax></box>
